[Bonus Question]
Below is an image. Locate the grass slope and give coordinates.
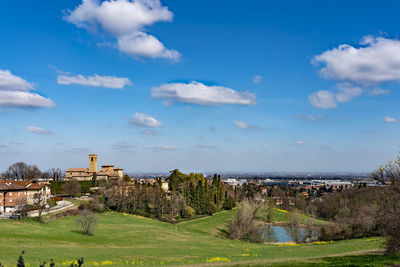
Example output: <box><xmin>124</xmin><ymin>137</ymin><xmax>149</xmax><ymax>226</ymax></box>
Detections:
<box><xmin>0</xmin><ymin>210</ymin><xmax>386</xmax><ymax>266</ymax></box>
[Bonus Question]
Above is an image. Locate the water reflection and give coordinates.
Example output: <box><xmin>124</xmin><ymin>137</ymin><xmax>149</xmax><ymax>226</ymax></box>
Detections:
<box><xmin>256</xmin><ymin>225</ymin><xmax>320</xmax><ymax>243</ymax></box>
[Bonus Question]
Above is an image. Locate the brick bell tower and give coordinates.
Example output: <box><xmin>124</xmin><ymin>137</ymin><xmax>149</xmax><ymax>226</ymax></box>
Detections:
<box><xmin>89</xmin><ymin>154</ymin><xmax>98</xmax><ymax>173</ymax></box>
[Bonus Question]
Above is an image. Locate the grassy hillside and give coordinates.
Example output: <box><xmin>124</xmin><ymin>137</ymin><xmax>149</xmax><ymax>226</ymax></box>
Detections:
<box><xmin>0</xmin><ymin>209</ymin><xmax>387</xmax><ymax>266</ymax></box>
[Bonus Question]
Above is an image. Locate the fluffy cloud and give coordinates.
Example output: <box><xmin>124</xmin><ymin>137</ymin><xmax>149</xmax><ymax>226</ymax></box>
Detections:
<box><xmin>308</xmin><ymin>90</ymin><xmax>337</xmax><ymax>109</ymax></box>
<box><xmin>0</xmin><ymin>70</ymin><xmax>54</xmax><ymax>109</ymax></box>
<box><xmin>232</xmin><ymin>120</ymin><xmax>262</xmax><ymax>130</ymax></box>
<box><xmin>252</xmin><ymin>75</ymin><xmax>263</xmax><ymax>84</ymax></box>
<box><xmin>117</xmin><ymin>32</ymin><xmax>180</xmax><ymax>60</ymax></box>
<box><xmin>309</xmin><ymin>36</ymin><xmax>400</xmax><ymax>108</ymax></box>
<box><xmin>383</xmin><ymin>116</ymin><xmax>397</xmax><ymax>123</ymax></box>
<box><xmin>58</xmin><ymin>74</ymin><xmax>132</xmax><ymax>89</ymax></box>
<box><xmin>308</xmin><ymin>83</ymin><xmax>362</xmax><ymax>109</ymax></box>
<box><xmin>151</xmin><ymin>81</ymin><xmax>256</xmax><ymax>105</ymax></box>
<box><xmin>313</xmin><ymin>36</ymin><xmax>400</xmax><ymax>84</ymax></box>
<box><xmin>130</xmin><ymin>113</ymin><xmax>162</xmax><ymax>127</ymax></box>
<box><xmin>64</xmin><ymin>0</ymin><xmax>180</xmax><ymax>61</ymax></box>
<box><xmin>0</xmin><ymin>69</ymin><xmax>33</xmax><ymax>91</ymax></box>
<box><xmin>26</xmin><ymin>126</ymin><xmax>52</xmax><ymax>135</ymax></box>
<box><xmin>335</xmin><ymin>83</ymin><xmax>362</xmax><ymax>103</ymax></box>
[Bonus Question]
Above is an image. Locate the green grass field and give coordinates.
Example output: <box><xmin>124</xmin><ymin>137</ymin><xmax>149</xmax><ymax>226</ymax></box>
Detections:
<box><xmin>0</xmin><ymin>209</ymin><xmax>394</xmax><ymax>266</ymax></box>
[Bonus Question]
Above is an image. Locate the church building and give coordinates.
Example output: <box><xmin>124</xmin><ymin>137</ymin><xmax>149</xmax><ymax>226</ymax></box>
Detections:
<box><xmin>65</xmin><ymin>154</ymin><xmax>123</xmax><ymax>181</ymax></box>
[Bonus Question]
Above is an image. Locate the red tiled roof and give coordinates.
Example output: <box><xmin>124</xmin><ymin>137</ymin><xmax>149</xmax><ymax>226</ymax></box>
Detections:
<box><xmin>0</xmin><ymin>181</ymin><xmax>27</xmax><ymax>190</ymax></box>
<box><xmin>0</xmin><ymin>180</ymin><xmax>49</xmax><ymax>191</ymax></box>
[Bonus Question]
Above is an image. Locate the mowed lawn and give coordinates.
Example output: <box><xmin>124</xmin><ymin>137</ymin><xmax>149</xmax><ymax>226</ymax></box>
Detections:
<box><xmin>0</xmin><ymin>210</ymin><xmax>385</xmax><ymax>266</ymax></box>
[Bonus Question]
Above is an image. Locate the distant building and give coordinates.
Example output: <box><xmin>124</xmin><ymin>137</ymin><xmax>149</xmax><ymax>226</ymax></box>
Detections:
<box><xmin>0</xmin><ymin>181</ymin><xmax>27</xmax><ymax>213</ymax></box>
<box><xmin>65</xmin><ymin>154</ymin><xmax>123</xmax><ymax>181</ymax></box>
<box><xmin>0</xmin><ymin>181</ymin><xmax>50</xmax><ymax>213</ymax></box>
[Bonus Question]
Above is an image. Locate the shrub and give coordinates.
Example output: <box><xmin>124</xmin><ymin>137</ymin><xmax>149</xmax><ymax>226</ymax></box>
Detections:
<box><xmin>184</xmin><ymin>206</ymin><xmax>195</xmax><ymax>218</ymax></box>
<box><xmin>222</xmin><ymin>196</ymin><xmax>235</xmax><ymax>210</ymax></box>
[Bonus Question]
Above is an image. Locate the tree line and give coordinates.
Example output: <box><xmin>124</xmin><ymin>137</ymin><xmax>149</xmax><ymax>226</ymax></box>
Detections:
<box><xmin>102</xmin><ymin>169</ymin><xmax>236</xmax><ymax>222</ymax></box>
<box><xmin>0</xmin><ymin>162</ymin><xmax>63</xmax><ymax>181</ymax></box>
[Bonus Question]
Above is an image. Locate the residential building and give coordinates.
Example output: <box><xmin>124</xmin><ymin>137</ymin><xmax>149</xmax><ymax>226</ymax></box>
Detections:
<box><xmin>0</xmin><ymin>181</ymin><xmax>27</xmax><ymax>213</ymax></box>
<box><xmin>0</xmin><ymin>181</ymin><xmax>51</xmax><ymax>213</ymax></box>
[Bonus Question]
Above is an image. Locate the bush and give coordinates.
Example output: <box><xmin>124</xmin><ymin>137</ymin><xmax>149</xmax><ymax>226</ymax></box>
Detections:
<box><xmin>222</xmin><ymin>196</ymin><xmax>235</xmax><ymax>210</ymax></box>
<box><xmin>184</xmin><ymin>206</ymin><xmax>195</xmax><ymax>218</ymax></box>
<box><xmin>78</xmin><ymin>199</ymin><xmax>104</xmax><ymax>213</ymax></box>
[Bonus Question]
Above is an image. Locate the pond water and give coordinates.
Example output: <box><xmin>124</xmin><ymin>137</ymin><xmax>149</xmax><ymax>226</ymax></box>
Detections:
<box><xmin>255</xmin><ymin>225</ymin><xmax>320</xmax><ymax>243</ymax></box>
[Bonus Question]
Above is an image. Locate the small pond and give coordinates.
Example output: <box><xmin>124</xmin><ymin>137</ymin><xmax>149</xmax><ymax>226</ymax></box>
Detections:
<box><xmin>255</xmin><ymin>225</ymin><xmax>320</xmax><ymax>243</ymax></box>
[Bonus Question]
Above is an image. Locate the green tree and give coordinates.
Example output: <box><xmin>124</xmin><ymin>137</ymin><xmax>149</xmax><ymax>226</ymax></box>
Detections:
<box><xmin>91</xmin><ymin>173</ymin><xmax>97</xmax><ymax>186</ymax></box>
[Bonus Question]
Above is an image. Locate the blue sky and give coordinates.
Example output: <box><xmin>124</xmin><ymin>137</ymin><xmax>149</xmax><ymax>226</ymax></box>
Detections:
<box><xmin>0</xmin><ymin>0</ymin><xmax>399</xmax><ymax>173</ymax></box>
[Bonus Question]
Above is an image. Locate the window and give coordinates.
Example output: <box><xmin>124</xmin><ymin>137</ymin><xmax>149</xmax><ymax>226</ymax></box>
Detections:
<box><xmin>9</xmin><ymin>192</ymin><xmax>12</xmax><ymax>196</ymax></box>
<box><xmin>91</xmin><ymin>157</ymin><xmax>93</xmax><ymax>162</ymax></box>
<box><xmin>9</xmin><ymin>199</ymin><xmax>12</xmax><ymax>203</ymax></box>
<box><xmin>18</xmin><ymin>192</ymin><xmax>21</xmax><ymax>196</ymax></box>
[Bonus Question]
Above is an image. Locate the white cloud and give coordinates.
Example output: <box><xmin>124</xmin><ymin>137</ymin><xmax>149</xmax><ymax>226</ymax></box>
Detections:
<box><xmin>368</xmin><ymin>88</ymin><xmax>390</xmax><ymax>96</ymax></box>
<box><xmin>0</xmin><ymin>91</ymin><xmax>55</xmax><ymax>108</ymax></box>
<box><xmin>151</xmin><ymin>81</ymin><xmax>256</xmax><ymax>105</ymax></box>
<box><xmin>313</xmin><ymin>36</ymin><xmax>400</xmax><ymax>84</ymax></box>
<box><xmin>232</xmin><ymin>120</ymin><xmax>262</xmax><ymax>130</ymax></box>
<box><xmin>0</xmin><ymin>70</ymin><xmax>33</xmax><ymax>91</ymax></box>
<box><xmin>118</xmin><ymin>32</ymin><xmax>180</xmax><ymax>60</ymax></box>
<box><xmin>335</xmin><ymin>83</ymin><xmax>362</xmax><ymax>103</ymax></box>
<box><xmin>295</xmin><ymin>140</ymin><xmax>306</xmax><ymax>145</ymax></box>
<box><xmin>308</xmin><ymin>90</ymin><xmax>337</xmax><ymax>109</ymax></box>
<box><xmin>48</xmin><ymin>65</ymin><xmax>72</xmax><ymax>75</ymax></box>
<box><xmin>26</xmin><ymin>126</ymin><xmax>52</xmax><ymax>135</ymax></box>
<box><xmin>57</xmin><ymin>74</ymin><xmax>132</xmax><ymax>89</ymax></box>
<box><xmin>252</xmin><ymin>75</ymin><xmax>263</xmax><ymax>84</ymax></box>
<box><xmin>383</xmin><ymin>116</ymin><xmax>397</xmax><ymax>123</ymax></box>
<box><xmin>308</xmin><ymin>83</ymin><xmax>362</xmax><ymax>109</ymax></box>
<box><xmin>64</xmin><ymin>0</ymin><xmax>180</xmax><ymax>61</ymax></box>
<box><xmin>0</xmin><ymin>70</ymin><xmax>55</xmax><ymax>109</ymax></box>
<box><xmin>130</xmin><ymin>113</ymin><xmax>162</xmax><ymax>127</ymax></box>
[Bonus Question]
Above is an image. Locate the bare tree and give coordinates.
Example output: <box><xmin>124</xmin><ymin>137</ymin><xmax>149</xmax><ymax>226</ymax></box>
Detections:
<box><xmin>372</xmin><ymin>155</ymin><xmax>400</xmax><ymax>253</ymax></box>
<box><xmin>227</xmin><ymin>199</ymin><xmax>262</xmax><ymax>240</ymax></box>
<box><xmin>76</xmin><ymin>209</ymin><xmax>97</xmax><ymax>235</ymax></box>
<box><xmin>33</xmin><ymin>192</ymin><xmax>48</xmax><ymax>223</ymax></box>
<box><xmin>304</xmin><ymin>204</ymin><xmax>316</xmax><ymax>242</ymax></box>
<box><xmin>15</xmin><ymin>198</ymin><xmax>28</xmax><ymax>219</ymax></box>
<box><xmin>170</xmin><ymin>192</ymin><xmax>186</xmax><ymax>219</ymax></box>
<box><xmin>50</xmin><ymin>168</ymin><xmax>63</xmax><ymax>181</ymax></box>
<box><xmin>1</xmin><ymin>162</ymin><xmax>42</xmax><ymax>181</ymax></box>
<box><xmin>63</xmin><ymin>179</ymin><xmax>81</xmax><ymax>197</ymax></box>
<box><xmin>263</xmin><ymin>198</ymin><xmax>275</xmax><ymax>223</ymax></box>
